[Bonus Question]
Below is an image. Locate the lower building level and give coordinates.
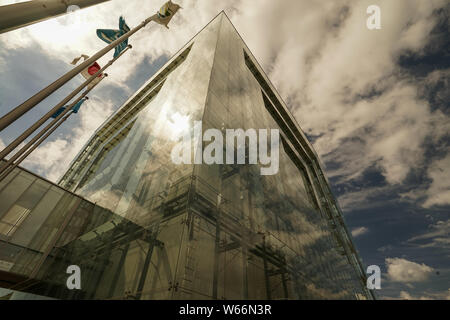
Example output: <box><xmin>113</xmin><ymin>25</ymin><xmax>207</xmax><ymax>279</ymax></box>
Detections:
<box><xmin>0</xmin><ymin>162</ymin><xmax>374</xmax><ymax>300</ymax></box>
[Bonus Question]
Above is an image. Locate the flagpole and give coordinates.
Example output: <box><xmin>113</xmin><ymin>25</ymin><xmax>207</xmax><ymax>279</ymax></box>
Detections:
<box><xmin>0</xmin><ymin>0</ymin><xmax>111</xmax><ymax>34</ymax></box>
<box><xmin>0</xmin><ymin>91</ymin><xmax>91</xmax><ymax>180</ymax></box>
<box><xmin>0</xmin><ymin>111</ymin><xmax>73</xmax><ymax>182</ymax></box>
<box><xmin>0</xmin><ymin>13</ymin><xmax>159</xmax><ymax>132</ymax></box>
<box><xmin>0</xmin><ymin>67</ymin><xmax>110</xmax><ymax>182</ymax></box>
<box><xmin>0</xmin><ymin>42</ymin><xmax>132</xmax><ymax>179</ymax></box>
<box><xmin>0</xmin><ymin>44</ymin><xmax>132</xmax><ymax>179</ymax></box>
<box><xmin>0</xmin><ymin>45</ymin><xmax>131</xmax><ymax>163</ymax></box>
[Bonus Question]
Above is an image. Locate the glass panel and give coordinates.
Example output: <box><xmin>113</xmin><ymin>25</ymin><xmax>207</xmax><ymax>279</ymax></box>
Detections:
<box><xmin>0</xmin><ymin>179</ymin><xmax>49</xmax><ymax>237</ymax></box>
<box><xmin>0</xmin><ymin>171</ymin><xmax>35</xmax><ymax>219</ymax></box>
<box><xmin>10</xmin><ymin>186</ymin><xmax>64</xmax><ymax>248</ymax></box>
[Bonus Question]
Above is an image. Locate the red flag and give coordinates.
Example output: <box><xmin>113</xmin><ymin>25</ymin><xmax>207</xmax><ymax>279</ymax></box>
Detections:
<box><xmin>71</xmin><ymin>55</ymin><xmax>104</xmax><ymax>90</ymax></box>
<box><xmin>87</xmin><ymin>62</ymin><xmax>102</xmax><ymax>77</ymax></box>
<box><xmin>71</xmin><ymin>55</ymin><xmax>103</xmax><ymax>79</ymax></box>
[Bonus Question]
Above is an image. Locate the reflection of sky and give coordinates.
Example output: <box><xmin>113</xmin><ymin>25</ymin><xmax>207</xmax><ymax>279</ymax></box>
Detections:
<box><xmin>161</xmin><ymin>109</ymin><xmax>191</xmax><ymax>141</ymax></box>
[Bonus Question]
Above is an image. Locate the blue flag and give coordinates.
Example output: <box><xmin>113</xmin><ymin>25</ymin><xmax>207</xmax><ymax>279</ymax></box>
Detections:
<box><xmin>96</xmin><ymin>16</ymin><xmax>130</xmax><ymax>58</ymax></box>
<box><xmin>71</xmin><ymin>98</ymin><xmax>86</xmax><ymax>114</ymax></box>
<box><xmin>51</xmin><ymin>99</ymin><xmax>87</xmax><ymax>119</ymax></box>
<box><xmin>51</xmin><ymin>107</ymin><xmax>66</xmax><ymax>119</ymax></box>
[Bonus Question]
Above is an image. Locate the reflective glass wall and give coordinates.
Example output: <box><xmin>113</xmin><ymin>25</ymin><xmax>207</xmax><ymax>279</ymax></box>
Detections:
<box><xmin>184</xmin><ymin>15</ymin><xmax>372</xmax><ymax>300</ymax></box>
<box><xmin>0</xmin><ymin>163</ymin><xmax>193</xmax><ymax>299</ymax></box>
<box><xmin>60</xmin><ymin>14</ymin><xmax>223</xmax><ymax>228</ymax></box>
<box><xmin>0</xmin><ymin>163</ymin><xmax>121</xmax><ymax>294</ymax></box>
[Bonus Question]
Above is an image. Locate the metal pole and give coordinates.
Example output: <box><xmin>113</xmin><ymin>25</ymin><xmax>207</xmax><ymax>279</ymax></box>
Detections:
<box><xmin>0</xmin><ymin>45</ymin><xmax>131</xmax><ymax>162</ymax></box>
<box><xmin>0</xmin><ymin>14</ymin><xmax>157</xmax><ymax>132</ymax></box>
<box><xmin>0</xmin><ymin>109</ymin><xmax>74</xmax><ymax>182</ymax></box>
<box><xmin>0</xmin><ymin>0</ymin><xmax>111</xmax><ymax>34</ymax></box>
<box><xmin>212</xmin><ymin>176</ymin><xmax>223</xmax><ymax>299</ymax></box>
<box><xmin>0</xmin><ymin>45</ymin><xmax>132</xmax><ymax>180</ymax></box>
<box><xmin>262</xmin><ymin>235</ymin><xmax>272</xmax><ymax>300</ymax></box>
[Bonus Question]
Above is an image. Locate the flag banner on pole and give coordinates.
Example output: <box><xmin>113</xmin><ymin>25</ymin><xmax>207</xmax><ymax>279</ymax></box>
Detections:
<box><xmin>81</xmin><ymin>61</ymin><xmax>103</xmax><ymax>80</ymax></box>
<box><xmin>87</xmin><ymin>62</ymin><xmax>101</xmax><ymax>76</ymax></box>
<box><xmin>70</xmin><ymin>55</ymin><xmax>103</xmax><ymax>81</ymax></box>
<box><xmin>51</xmin><ymin>98</ymin><xmax>87</xmax><ymax>118</ymax></box>
<box><xmin>87</xmin><ymin>73</ymin><xmax>105</xmax><ymax>90</ymax></box>
<box><xmin>71</xmin><ymin>98</ymin><xmax>87</xmax><ymax>114</ymax></box>
<box><xmin>154</xmin><ymin>1</ymin><xmax>181</xmax><ymax>28</ymax></box>
<box><xmin>70</xmin><ymin>54</ymin><xmax>89</xmax><ymax>65</ymax></box>
<box><xmin>96</xmin><ymin>16</ymin><xmax>130</xmax><ymax>58</ymax></box>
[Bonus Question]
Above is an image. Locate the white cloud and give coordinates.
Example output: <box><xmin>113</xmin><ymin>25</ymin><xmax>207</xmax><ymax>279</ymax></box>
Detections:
<box><xmin>399</xmin><ymin>291</ymin><xmax>432</xmax><ymax>300</ymax></box>
<box><xmin>351</xmin><ymin>226</ymin><xmax>369</xmax><ymax>237</ymax></box>
<box><xmin>337</xmin><ymin>185</ymin><xmax>396</xmax><ymax>211</ymax></box>
<box><xmin>397</xmin><ymin>289</ymin><xmax>450</xmax><ymax>300</ymax></box>
<box><xmin>383</xmin><ymin>289</ymin><xmax>450</xmax><ymax>300</ymax></box>
<box><xmin>386</xmin><ymin>257</ymin><xmax>434</xmax><ymax>283</ymax></box>
<box><xmin>408</xmin><ymin>219</ymin><xmax>450</xmax><ymax>249</ymax></box>
<box><xmin>294</xmin><ymin>0</ymin><xmax>448</xmax><ymax>185</ymax></box>
<box><xmin>377</xmin><ymin>244</ymin><xmax>393</xmax><ymax>253</ymax></box>
<box><xmin>423</xmin><ymin>153</ymin><xmax>450</xmax><ymax>208</ymax></box>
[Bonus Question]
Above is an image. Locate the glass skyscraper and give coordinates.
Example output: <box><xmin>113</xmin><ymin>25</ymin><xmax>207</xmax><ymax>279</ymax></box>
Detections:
<box><xmin>0</xmin><ymin>12</ymin><xmax>374</xmax><ymax>300</ymax></box>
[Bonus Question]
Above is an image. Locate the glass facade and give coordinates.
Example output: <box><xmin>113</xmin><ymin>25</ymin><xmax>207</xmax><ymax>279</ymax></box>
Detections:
<box><xmin>0</xmin><ymin>162</ymin><xmax>140</xmax><ymax>299</ymax></box>
<box><xmin>0</xmin><ymin>13</ymin><xmax>374</xmax><ymax>300</ymax></box>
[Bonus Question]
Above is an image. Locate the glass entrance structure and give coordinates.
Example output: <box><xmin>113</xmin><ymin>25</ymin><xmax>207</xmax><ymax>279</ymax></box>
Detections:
<box><xmin>0</xmin><ymin>12</ymin><xmax>375</xmax><ymax>300</ymax></box>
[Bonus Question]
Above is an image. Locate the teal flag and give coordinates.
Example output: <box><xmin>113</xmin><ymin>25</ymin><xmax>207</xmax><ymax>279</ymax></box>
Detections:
<box><xmin>96</xmin><ymin>16</ymin><xmax>130</xmax><ymax>58</ymax></box>
<box><xmin>51</xmin><ymin>98</ymin><xmax>87</xmax><ymax>119</ymax></box>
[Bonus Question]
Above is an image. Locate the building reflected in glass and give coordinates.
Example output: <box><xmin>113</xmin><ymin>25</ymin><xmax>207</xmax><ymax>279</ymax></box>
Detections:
<box><xmin>0</xmin><ymin>12</ymin><xmax>375</xmax><ymax>300</ymax></box>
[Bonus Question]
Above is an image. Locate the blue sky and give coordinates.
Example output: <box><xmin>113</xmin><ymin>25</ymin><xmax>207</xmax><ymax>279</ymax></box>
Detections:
<box><xmin>0</xmin><ymin>0</ymin><xmax>449</xmax><ymax>299</ymax></box>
